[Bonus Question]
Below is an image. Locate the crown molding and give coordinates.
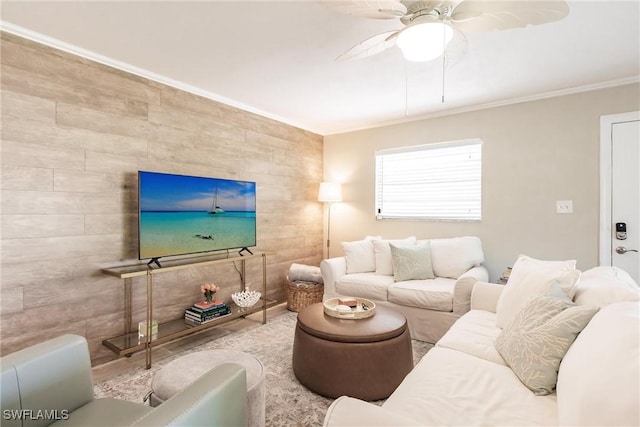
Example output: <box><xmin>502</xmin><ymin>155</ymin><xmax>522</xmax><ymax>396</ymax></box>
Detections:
<box><xmin>0</xmin><ymin>21</ymin><xmax>314</xmax><ymax>133</ymax></box>
<box><xmin>2</xmin><ymin>21</ymin><xmax>638</xmax><ymax>137</ymax></box>
<box><xmin>329</xmin><ymin>75</ymin><xmax>640</xmax><ymax>135</ymax></box>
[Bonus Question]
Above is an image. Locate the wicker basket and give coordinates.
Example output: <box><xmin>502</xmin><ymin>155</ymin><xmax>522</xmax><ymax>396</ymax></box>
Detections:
<box><xmin>287</xmin><ymin>279</ymin><xmax>324</xmax><ymax>312</ymax></box>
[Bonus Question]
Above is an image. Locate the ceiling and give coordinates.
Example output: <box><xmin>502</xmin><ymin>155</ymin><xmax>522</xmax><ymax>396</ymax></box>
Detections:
<box><xmin>1</xmin><ymin>1</ymin><xmax>639</xmax><ymax>135</ymax></box>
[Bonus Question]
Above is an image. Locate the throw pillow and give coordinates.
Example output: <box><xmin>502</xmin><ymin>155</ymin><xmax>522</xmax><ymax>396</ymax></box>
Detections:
<box><xmin>496</xmin><ymin>254</ymin><xmax>580</xmax><ymax>329</ymax></box>
<box><xmin>342</xmin><ymin>236</ymin><xmax>381</xmax><ymax>274</ymax></box>
<box><xmin>390</xmin><ymin>243</ymin><xmax>435</xmax><ymax>282</ymax></box>
<box><xmin>495</xmin><ymin>283</ymin><xmax>599</xmax><ymax>396</ymax></box>
<box><xmin>572</xmin><ymin>266</ymin><xmax>639</xmax><ymax>308</ymax></box>
<box><xmin>428</xmin><ymin>236</ymin><xmax>485</xmax><ymax>279</ymax></box>
<box><xmin>372</xmin><ymin>237</ymin><xmax>417</xmax><ymax>275</ymax></box>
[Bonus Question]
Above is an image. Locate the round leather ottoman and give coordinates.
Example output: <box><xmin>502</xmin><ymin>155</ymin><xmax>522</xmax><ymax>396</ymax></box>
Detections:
<box><xmin>149</xmin><ymin>350</ymin><xmax>265</xmax><ymax>427</ymax></box>
<box><xmin>292</xmin><ymin>302</ymin><xmax>413</xmax><ymax>401</ymax></box>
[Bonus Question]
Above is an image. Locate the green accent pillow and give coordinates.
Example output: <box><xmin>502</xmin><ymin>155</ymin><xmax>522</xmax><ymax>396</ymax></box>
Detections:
<box><xmin>495</xmin><ymin>283</ymin><xmax>599</xmax><ymax>395</ymax></box>
<box><xmin>389</xmin><ymin>242</ymin><xmax>435</xmax><ymax>282</ymax></box>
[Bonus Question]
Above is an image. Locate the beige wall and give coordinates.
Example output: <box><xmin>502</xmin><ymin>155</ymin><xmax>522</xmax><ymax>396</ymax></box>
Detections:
<box><xmin>324</xmin><ymin>84</ymin><xmax>640</xmax><ymax>281</ymax></box>
<box><xmin>0</xmin><ymin>33</ymin><xmax>324</xmax><ymax>364</ymax></box>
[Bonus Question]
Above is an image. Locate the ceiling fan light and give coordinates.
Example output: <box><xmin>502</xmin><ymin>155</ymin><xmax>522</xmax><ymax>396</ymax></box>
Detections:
<box><xmin>396</xmin><ymin>21</ymin><xmax>453</xmax><ymax>62</ymax></box>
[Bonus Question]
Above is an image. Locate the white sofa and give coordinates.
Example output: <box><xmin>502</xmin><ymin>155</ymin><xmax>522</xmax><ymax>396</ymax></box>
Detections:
<box><xmin>323</xmin><ymin>262</ymin><xmax>640</xmax><ymax>427</ymax></box>
<box><xmin>321</xmin><ymin>236</ymin><xmax>489</xmax><ymax>343</ymax></box>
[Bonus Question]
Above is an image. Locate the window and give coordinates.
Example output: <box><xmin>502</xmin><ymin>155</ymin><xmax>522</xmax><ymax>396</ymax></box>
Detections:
<box><xmin>375</xmin><ymin>139</ymin><xmax>482</xmax><ymax>221</ymax></box>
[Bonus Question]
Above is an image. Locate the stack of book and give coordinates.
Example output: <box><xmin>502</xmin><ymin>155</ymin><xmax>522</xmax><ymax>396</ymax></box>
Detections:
<box><xmin>498</xmin><ymin>267</ymin><xmax>512</xmax><ymax>284</ymax></box>
<box><xmin>184</xmin><ymin>300</ymin><xmax>231</xmax><ymax>325</ymax></box>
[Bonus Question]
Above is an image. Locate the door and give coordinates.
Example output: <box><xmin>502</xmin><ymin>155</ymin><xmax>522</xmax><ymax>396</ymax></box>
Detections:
<box><xmin>600</xmin><ymin>112</ymin><xmax>640</xmax><ymax>284</ymax></box>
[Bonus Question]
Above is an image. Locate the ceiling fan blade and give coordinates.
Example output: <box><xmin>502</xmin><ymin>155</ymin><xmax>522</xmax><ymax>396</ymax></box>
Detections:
<box><xmin>321</xmin><ymin>0</ymin><xmax>407</xmax><ymax>19</ymax></box>
<box><xmin>336</xmin><ymin>30</ymin><xmax>399</xmax><ymax>61</ymax></box>
<box><xmin>450</xmin><ymin>0</ymin><xmax>569</xmax><ymax>32</ymax></box>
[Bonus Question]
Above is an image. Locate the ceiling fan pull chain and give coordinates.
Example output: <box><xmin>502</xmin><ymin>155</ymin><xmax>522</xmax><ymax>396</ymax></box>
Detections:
<box><xmin>441</xmin><ymin>21</ymin><xmax>447</xmax><ymax>104</ymax></box>
<box><xmin>404</xmin><ymin>59</ymin><xmax>409</xmax><ymax>116</ymax></box>
<box><xmin>441</xmin><ymin>54</ymin><xmax>446</xmax><ymax>103</ymax></box>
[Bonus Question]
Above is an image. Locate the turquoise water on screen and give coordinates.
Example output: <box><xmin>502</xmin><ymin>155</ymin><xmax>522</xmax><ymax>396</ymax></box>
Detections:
<box><xmin>139</xmin><ymin>211</ymin><xmax>256</xmax><ymax>258</ymax></box>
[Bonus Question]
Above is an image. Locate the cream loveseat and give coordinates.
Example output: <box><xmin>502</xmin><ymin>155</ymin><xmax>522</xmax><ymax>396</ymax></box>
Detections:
<box><xmin>323</xmin><ymin>259</ymin><xmax>640</xmax><ymax>427</ymax></box>
<box><xmin>321</xmin><ymin>236</ymin><xmax>488</xmax><ymax>343</ymax></box>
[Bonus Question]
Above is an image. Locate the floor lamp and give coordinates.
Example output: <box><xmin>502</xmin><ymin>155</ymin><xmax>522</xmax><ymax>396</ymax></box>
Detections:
<box><xmin>318</xmin><ymin>182</ymin><xmax>343</xmax><ymax>258</ymax></box>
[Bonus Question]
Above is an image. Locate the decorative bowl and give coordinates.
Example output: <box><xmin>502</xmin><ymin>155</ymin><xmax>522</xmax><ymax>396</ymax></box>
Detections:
<box><xmin>232</xmin><ymin>290</ymin><xmax>261</xmax><ymax>308</ymax></box>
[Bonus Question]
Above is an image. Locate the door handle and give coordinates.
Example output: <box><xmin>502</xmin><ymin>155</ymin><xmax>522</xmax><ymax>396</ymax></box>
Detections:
<box><xmin>616</xmin><ymin>246</ymin><xmax>639</xmax><ymax>254</ymax></box>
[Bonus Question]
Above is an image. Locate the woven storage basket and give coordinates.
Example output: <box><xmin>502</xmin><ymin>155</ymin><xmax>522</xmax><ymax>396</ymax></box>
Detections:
<box><xmin>287</xmin><ymin>279</ymin><xmax>324</xmax><ymax>312</ymax></box>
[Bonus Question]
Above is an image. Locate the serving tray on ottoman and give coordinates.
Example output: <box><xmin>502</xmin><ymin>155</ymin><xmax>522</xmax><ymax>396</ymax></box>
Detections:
<box><xmin>323</xmin><ymin>297</ymin><xmax>376</xmax><ymax>319</ymax></box>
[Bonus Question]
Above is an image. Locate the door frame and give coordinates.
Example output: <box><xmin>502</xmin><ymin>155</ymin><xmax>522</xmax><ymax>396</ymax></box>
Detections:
<box><xmin>599</xmin><ymin>111</ymin><xmax>640</xmax><ymax>266</ymax></box>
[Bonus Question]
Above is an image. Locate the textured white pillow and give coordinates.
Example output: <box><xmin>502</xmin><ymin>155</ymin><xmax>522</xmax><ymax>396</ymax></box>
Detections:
<box><xmin>390</xmin><ymin>243</ymin><xmax>435</xmax><ymax>282</ymax></box>
<box><xmin>372</xmin><ymin>237</ymin><xmax>416</xmax><ymax>275</ymax></box>
<box><xmin>496</xmin><ymin>254</ymin><xmax>579</xmax><ymax>329</ymax></box>
<box><xmin>428</xmin><ymin>236</ymin><xmax>485</xmax><ymax>279</ymax></box>
<box><xmin>557</xmin><ymin>302</ymin><xmax>640</xmax><ymax>426</ymax></box>
<box><xmin>342</xmin><ymin>236</ymin><xmax>381</xmax><ymax>274</ymax></box>
<box><xmin>573</xmin><ymin>266</ymin><xmax>639</xmax><ymax>308</ymax></box>
<box><xmin>495</xmin><ymin>283</ymin><xmax>598</xmax><ymax>395</ymax></box>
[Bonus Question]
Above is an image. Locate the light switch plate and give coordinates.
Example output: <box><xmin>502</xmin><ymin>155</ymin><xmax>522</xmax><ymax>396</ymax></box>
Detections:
<box><xmin>556</xmin><ymin>200</ymin><xmax>573</xmax><ymax>214</ymax></box>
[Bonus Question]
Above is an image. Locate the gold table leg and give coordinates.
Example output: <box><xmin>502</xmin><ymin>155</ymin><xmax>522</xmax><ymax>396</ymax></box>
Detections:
<box><xmin>262</xmin><ymin>253</ymin><xmax>267</xmax><ymax>324</ymax></box>
<box><xmin>145</xmin><ymin>272</ymin><xmax>153</xmax><ymax>369</ymax></box>
<box><xmin>124</xmin><ymin>278</ymin><xmax>132</xmax><ymax>334</ymax></box>
<box><xmin>240</xmin><ymin>258</ymin><xmax>246</xmax><ymax>291</ymax></box>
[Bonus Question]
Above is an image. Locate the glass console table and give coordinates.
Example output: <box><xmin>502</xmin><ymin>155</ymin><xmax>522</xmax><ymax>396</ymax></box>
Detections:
<box><xmin>101</xmin><ymin>251</ymin><xmax>273</xmax><ymax>368</ymax></box>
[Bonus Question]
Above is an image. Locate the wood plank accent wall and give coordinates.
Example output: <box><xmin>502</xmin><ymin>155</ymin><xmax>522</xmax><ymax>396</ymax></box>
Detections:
<box><xmin>0</xmin><ymin>33</ymin><xmax>324</xmax><ymax>364</ymax></box>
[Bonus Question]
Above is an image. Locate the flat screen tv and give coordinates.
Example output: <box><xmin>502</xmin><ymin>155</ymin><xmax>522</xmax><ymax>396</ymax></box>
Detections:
<box><xmin>138</xmin><ymin>171</ymin><xmax>256</xmax><ymax>265</ymax></box>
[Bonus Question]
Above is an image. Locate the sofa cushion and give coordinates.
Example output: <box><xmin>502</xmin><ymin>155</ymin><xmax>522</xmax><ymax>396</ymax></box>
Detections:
<box><xmin>496</xmin><ymin>254</ymin><xmax>579</xmax><ymax>329</ymax></box>
<box><xmin>342</xmin><ymin>236</ymin><xmax>381</xmax><ymax>274</ymax></box>
<box><xmin>495</xmin><ymin>284</ymin><xmax>598</xmax><ymax>396</ymax></box>
<box><xmin>388</xmin><ymin>278</ymin><xmax>455</xmax><ymax>312</ymax></box>
<box><xmin>573</xmin><ymin>266</ymin><xmax>639</xmax><ymax>308</ymax></box>
<box><xmin>557</xmin><ymin>301</ymin><xmax>639</xmax><ymax>427</ymax></box>
<box><xmin>426</xmin><ymin>236</ymin><xmax>484</xmax><ymax>279</ymax></box>
<box><xmin>436</xmin><ymin>309</ymin><xmax>506</xmax><ymax>366</ymax></box>
<box><xmin>336</xmin><ymin>273</ymin><xmax>393</xmax><ymax>301</ymax></box>
<box><xmin>390</xmin><ymin>243</ymin><xmax>435</xmax><ymax>282</ymax></box>
<box><xmin>382</xmin><ymin>347</ymin><xmax>558</xmax><ymax>426</ymax></box>
<box><xmin>372</xmin><ymin>237</ymin><xmax>416</xmax><ymax>275</ymax></box>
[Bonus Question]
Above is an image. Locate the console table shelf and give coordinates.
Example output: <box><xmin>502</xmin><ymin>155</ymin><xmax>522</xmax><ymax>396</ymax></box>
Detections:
<box><xmin>101</xmin><ymin>251</ymin><xmax>271</xmax><ymax>368</ymax></box>
<box><xmin>103</xmin><ymin>298</ymin><xmax>276</xmax><ymax>357</ymax></box>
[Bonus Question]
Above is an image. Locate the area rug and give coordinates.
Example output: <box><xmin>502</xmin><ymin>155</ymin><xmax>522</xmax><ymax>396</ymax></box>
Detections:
<box><xmin>94</xmin><ymin>310</ymin><xmax>433</xmax><ymax>426</ymax></box>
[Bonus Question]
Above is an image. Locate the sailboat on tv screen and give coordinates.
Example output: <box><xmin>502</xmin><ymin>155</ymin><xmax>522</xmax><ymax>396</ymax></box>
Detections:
<box><xmin>208</xmin><ymin>188</ymin><xmax>225</xmax><ymax>215</ymax></box>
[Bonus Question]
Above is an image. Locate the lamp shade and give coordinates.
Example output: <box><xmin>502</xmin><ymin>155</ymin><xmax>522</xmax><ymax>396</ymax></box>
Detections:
<box><xmin>396</xmin><ymin>20</ymin><xmax>453</xmax><ymax>62</ymax></box>
<box><xmin>318</xmin><ymin>182</ymin><xmax>342</xmax><ymax>203</ymax></box>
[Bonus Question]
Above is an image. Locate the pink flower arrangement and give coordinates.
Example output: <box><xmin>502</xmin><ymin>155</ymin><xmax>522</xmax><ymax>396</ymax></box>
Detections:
<box><xmin>201</xmin><ymin>283</ymin><xmax>220</xmax><ymax>303</ymax></box>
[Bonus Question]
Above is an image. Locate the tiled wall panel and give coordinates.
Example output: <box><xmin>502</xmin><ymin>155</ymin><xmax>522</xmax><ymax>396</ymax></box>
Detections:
<box><xmin>0</xmin><ymin>33</ymin><xmax>324</xmax><ymax>364</ymax></box>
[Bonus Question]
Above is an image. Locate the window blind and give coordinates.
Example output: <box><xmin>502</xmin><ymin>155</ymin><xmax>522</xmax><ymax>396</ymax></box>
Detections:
<box><xmin>375</xmin><ymin>139</ymin><xmax>482</xmax><ymax>220</ymax></box>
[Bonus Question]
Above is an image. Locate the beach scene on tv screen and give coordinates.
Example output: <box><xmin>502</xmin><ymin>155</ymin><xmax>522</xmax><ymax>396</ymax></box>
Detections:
<box><xmin>139</xmin><ymin>172</ymin><xmax>256</xmax><ymax>259</ymax></box>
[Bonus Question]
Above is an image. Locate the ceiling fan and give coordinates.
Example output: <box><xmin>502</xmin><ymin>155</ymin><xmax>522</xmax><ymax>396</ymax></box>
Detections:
<box><xmin>325</xmin><ymin>0</ymin><xmax>570</xmax><ymax>62</ymax></box>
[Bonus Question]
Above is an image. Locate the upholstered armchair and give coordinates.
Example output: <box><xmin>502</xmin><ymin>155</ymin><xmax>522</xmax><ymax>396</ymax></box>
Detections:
<box><xmin>1</xmin><ymin>334</ymin><xmax>247</xmax><ymax>427</ymax></box>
